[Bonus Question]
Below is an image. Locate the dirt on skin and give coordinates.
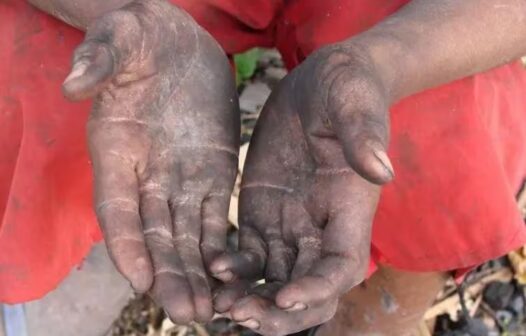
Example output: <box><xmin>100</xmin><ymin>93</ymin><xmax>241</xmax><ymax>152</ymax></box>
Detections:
<box><xmin>110</xmin><ymin>50</ymin><xmax>526</xmax><ymax>336</ymax></box>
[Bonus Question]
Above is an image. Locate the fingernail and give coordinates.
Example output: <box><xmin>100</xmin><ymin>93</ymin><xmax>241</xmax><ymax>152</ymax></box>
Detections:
<box><xmin>214</xmin><ymin>270</ymin><xmax>234</xmax><ymax>282</ymax></box>
<box><xmin>373</xmin><ymin>149</ymin><xmax>394</xmax><ymax>179</ymax></box>
<box><xmin>64</xmin><ymin>61</ymin><xmax>89</xmax><ymax>84</ymax></box>
<box><xmin>284</xmin><ymin>302</ymin><xmax>307</xmax><ymax>312</ymax></box>
<box><xmin>240</xmin><ymin>319</ymin><xmax>260</xmax><ymax>330</ymax></box>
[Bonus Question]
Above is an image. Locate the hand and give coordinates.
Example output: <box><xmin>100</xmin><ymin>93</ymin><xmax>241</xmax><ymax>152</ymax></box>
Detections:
<box><xmin>211</xmin><ymin>43</ymin><xmax>391</xmax><ymax>335</ymax></box>
<box><xmin>64</xmin><ymin>0</ymin><xmax>239</xmax><ymax>323</ymax></box>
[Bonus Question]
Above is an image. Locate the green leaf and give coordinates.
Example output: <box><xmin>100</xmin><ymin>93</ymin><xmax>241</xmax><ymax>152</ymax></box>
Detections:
<box><xmin>234</xmin><ymin>48</ymin><xmax>263</xmax><ymax>85</ymax></box>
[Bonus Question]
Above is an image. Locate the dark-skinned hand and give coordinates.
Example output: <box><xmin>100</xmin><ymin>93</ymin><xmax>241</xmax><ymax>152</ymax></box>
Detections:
<box><xmin>63</xmin><ymin>0</ymin><xmax>239</xmax><ymax>323</ymax></box>
<box><xmin>211</xmin><ymin>43</ymin><xmax>393</xmax><ymax>335</ymax></box>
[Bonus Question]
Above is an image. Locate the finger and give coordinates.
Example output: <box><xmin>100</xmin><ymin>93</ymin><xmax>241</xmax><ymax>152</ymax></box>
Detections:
<box><xmin>231</xmin><ymin>293</ymin><xmax>338</xmax><ymax>335</ymax></box>
<box><xmin>282</xmin><ymin>204</ymin><xmax>322</xmax><ymax>281</ymax></box>
<box><xmin>173</xmin><ymin>201</ymin><xmax>214</xmax><ymax>323</ymax></box>
<box><xmin>265</xmin><ymin>236</ymin><xmax>295</xmax><ymax>283</ymax></box>
<box><xmin>201</xmin><ymin>195</ymin><xmax>230</xmax><ymax>268</ymax></box>
<box><xmin>276</xmin><ymin>202</ymin><xmax>374</xmax><ymax>310</ymax></box>
<box><xmin>93</xmin><ymin>156</ymin><xmax>153</xmax><ymax>293</ymax></box>
<box><xmin>62</xmin><ymin>10</ymin><xmax>144</xmax><ymax>101</ymax></box>
<box><xmin>331</xmin><ymin>107</ymin><xmax>393</xmax><ymax>185</ymax></box>
<box><xmin>230</xmin><ymin>294</ymin><xmax>270</xmax><ymax>331</ymax></box>
<box><xmin>140</xmin><ymin>193</ymin><xmax>195</xmax><ymax>324</ymax></box>
<box><xmin>290</xmin><ymin>236</ymin><xmax>322</xmax><ymax>281</ymax></box>
<box><xmin>62</xmin><ymin>40</ymin><xmax>117</xmax><ymax>101</ymax></box>
<box><xmin>210</xmin><ymin>226</ymin><xmax>266</xmax><ymax>282</ymax></box>
<box><xmin>213</xmin><ymin>280</ymin><xmax>250</xmax><ymax>313</ymax></box>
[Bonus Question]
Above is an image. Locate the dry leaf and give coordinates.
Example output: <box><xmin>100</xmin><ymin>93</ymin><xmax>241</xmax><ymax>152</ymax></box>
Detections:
<box><xmin>238</xmin><ymin>143</ymin><xmax>249</xmax><ymax>173</ymax></box>
<box><xmin>508</xmin><ymin>247</ymin><xmax>526</xmax><ymax>284</ymax></box>
<box><xmin>193</xmin><ymin>324</ymin><xmax>210</xmax><ymax>336</ymax></box>
<box><xmin>424</xmin><ymin>268</ymin><xmax>513</xmax><ymax>320</ymax></box>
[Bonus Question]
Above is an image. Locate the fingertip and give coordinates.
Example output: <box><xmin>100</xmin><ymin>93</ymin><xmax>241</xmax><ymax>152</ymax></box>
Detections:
<box><xmin>187</xmin><ymin>274</ymin><xmax>214</xmax><ymax>323</ymax></box>
<box><xmin>106</xmin><ymin>239</ymin><xmax>154</xmax><ymax>293</ymax></box>
<box><xmin>276</xmin><ymin>277</ymin><xmax>333</xmax><ymax>309</ymax></box>
<box><xmin>346</xmin><ymin>145</ymin><xmax>394</xmax><ymax>185</ymax></box>
<box><xmin>211</xmin><ymin>251</ymin><xmax>264</xmax><ymax>282</ymax></box>
<box><xmin>230</xmin><ymin>299</ymin><xmax>255</xmax><ymax>322</ymax></box>
<box><xmin>209</xmin><ymin>255</ymin><xmax>236</xmax><ymax>281</ymax></box>
<box><xmin>213</xmin><ymin>293</ymin><xmax>233</xmax><ymax>314</ymax></box>
<box><xmin>164</xmin><ymin>306</ymin><xmax>194</xmax><ymax>325</ymax></box>
<box><xmin>213</xmin><ymin>282</ymin><xmax>249</xmax><ymax>313</ymax></box>
<box><xmin>371</xmin><ymin>149</ymin><xmax>394</xmax><ymax>182</ymax></box>
<box><xmin>214</xmin><ymin>293</ymin><xmax>236</xmax><ymax>314</ymax></box>
<box><xmin>230</xmin><ymin>296</ymin><xmax>268</xmax><ymax>330</ymax></box>
<box><xmin>275</xmin><ymin>286</ymin><xmax>301</xmax><ymax>310</ymax></box>
<box><xmin>64</xmin><ymin>61</ymin><xmax>89</xmax><ymax>86</ymax></box>
<box><xmin>150</xmin><ymin>272</ymin><xmax>197</xmax><ymax>324</ymax></box>
<box><xmin>238</xmin><ymin>318</ymin><xmax>260</xmax><ymax>330</ymax></box>
<box><xmin>128</xmin><ymin>257</ymin><xmax>154</xmax><ymax>293</ymax></box>
<box><xmin>194</xmin><ymin>298</ymin><xmax>214</xmax><ymax>323</ymax></box>
<box><xmin>62</xmin><ymin>80</ymin><xmax>88</xmax><ymax>103</ymax></box>
<box><xmin>62</xmin><ymin>42</ymin><xmax>116</xmax><ymax>101</ymax></box>
<box><xmin>215</xmin><ymin>270</ymin><xmax>235</xmax><ymax>282</ymax></box>
<box><xmin>284</xmin><ymin>302</ymin><xmax>308</xmax><ymax>312</ymax></box>
<box><xmin>62</xmin><ymin>60</ymin><xmax>98</xmax><ymax>101</ymax></box>
<box><xmin>62</xmin><ymin>76</ymin><xmax>96</xmax><ymax>102</ymax></box>
<box><xmin>62</xmin><ymin>84</ymin><xmax>83</xmax><ymax>102</ymax></box>
<box><xmin>209</xmin><ymin>253</ymin><xmax>229</xmax><ymax>272</ymax></box>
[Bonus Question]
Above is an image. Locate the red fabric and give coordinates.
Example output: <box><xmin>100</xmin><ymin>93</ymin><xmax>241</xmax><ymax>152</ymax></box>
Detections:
<box><xmin>2</xmin><ymin>0</ymin><xmax>526</xmax><ymax>303</ymax></box>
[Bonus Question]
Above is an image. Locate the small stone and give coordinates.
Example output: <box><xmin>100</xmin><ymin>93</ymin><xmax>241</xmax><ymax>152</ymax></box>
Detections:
<box><xmin>483</xmin><ymin>281</ymin><xmax>515</xmax><ymax>310</ymax></box>
<box><xmin>509</xmin><ymin>295</ymin><xmax>524</xmax><ymax>316</ymax></box>
<box><xmin>495</xmin><ymin>309</ymin><xmax>513</xmax><ymax>326</ymax></box>
<box><xmin>239</xmin><ymin>82</ymin><xmax>272</xmax><ymax>114</ymax></box>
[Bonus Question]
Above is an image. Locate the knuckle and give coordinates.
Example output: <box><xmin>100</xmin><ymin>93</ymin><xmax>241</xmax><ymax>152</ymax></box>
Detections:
<box><xmin>200</xmin><ymin>241</ymin><xmax>224</xmax><ymax>255</ymax></box>
<box><xmin>169</xmin><ymin>194</ymin><xmax>202</xmax><ymax>209</ymax></box>
<box><xmin>96</xmin><ymin>197</ymin><xmax>138</xmax><ymax>215</ymax></box>
<box><xmin>186</xmin><ymin>267</ymin><xmax>209</xmax><ymax>281</ymax></box>
<box><xmin>140</xmin><ymin>180</ymin><xmax>169</xmax><ymax>196</ymax></box>
<box><xmin>144</xmin><ymin>227</ymin><xmax>172</xmax><ymax>241</ymax></box>
<box><xmin>173</xmin><ymin>233</ymin><xmax>199</xmax><ymax>246</ymax></box>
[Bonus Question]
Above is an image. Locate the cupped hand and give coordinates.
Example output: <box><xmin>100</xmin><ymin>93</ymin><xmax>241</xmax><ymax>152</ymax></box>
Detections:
<box><xmin>64</xmin><ymin>0</ymin><xmax>239</xmax><ymax>323</ymax></box>
<box><xmin>211</xmin><ymin>43</ymin><xmax>391</xmax><ymax>335</ymax></box>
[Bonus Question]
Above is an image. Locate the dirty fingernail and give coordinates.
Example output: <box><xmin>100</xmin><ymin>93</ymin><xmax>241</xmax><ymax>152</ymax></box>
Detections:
<box><xmin>373</xmin><ymin>149</ymin><xmax>394</xmax><ymax>179</ymax></box>
<box><xmin>285</xmin><ymin>302</ymin><xmax>307</xmax><ymax>312</ymax></box>
<box><xmin>64</xmin><ymin>61</ymin><xmax>89</xmax><ymax>84</ymax></box>
<box><xmin>214</xmin><ymin>270</ymin><xmax>234</xmax><ymax>282</ymax></box>
<box><xmin>240</xmin><ymin>319</ymin><xmax>260</xmax><ymax>330</ymax></box>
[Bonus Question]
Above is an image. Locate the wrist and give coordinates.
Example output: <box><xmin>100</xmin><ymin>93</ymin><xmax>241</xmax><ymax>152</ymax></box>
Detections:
<box><xmin>29</xmin><ymin>0</ymin><xmax>133</xmax><ymax>30</ymax></box>
<box><xmin>342</xmin><ymin>32</ymin><xmax>413</xmax><ymax>103</ymax></box>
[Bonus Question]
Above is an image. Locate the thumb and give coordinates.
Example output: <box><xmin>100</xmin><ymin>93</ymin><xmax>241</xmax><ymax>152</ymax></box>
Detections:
<box><xmin>62</xmin><ymin>39</ymin><xmax>118</xmax><ymax>101</ymax></box>
<box><xmin>62</xmin><ymin>10</ymin><xmax>143</xmax><ymax>101</ymax></box>
<box><xmin>331</xmin><ymin>108</ymin><xmax>394</xmax><ymax>185</ymax></box>
<box><xmin>323</xmin><ymin>69</ymin><xmax>394</xmax><ymax>185</ymax></box>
